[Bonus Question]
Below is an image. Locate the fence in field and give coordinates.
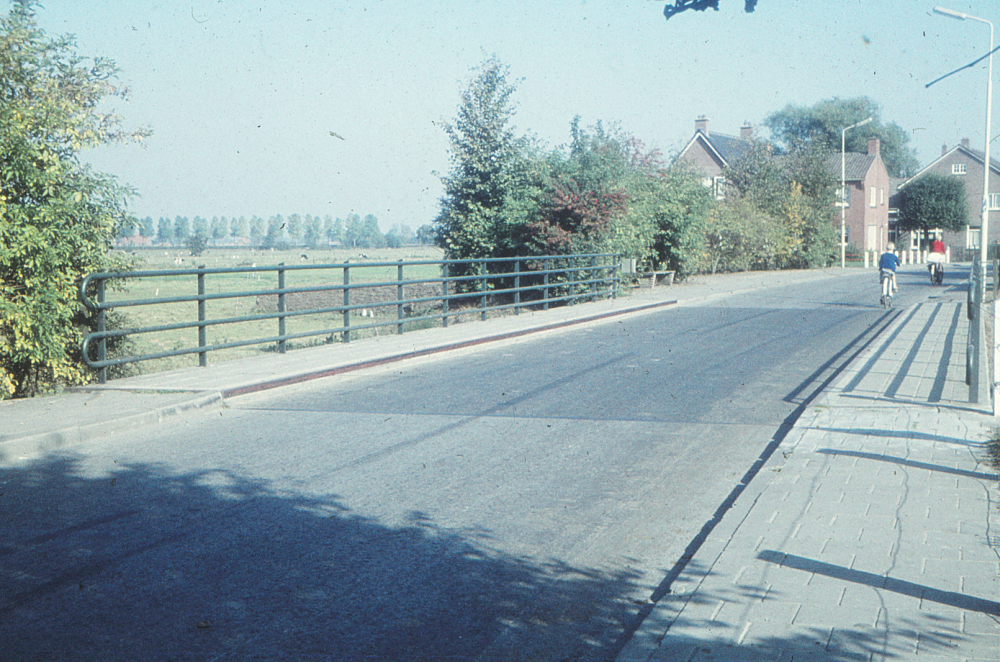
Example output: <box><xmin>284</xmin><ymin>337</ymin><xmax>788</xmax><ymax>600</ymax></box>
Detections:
<box><xmin>79</xmin><ymin>254</ymin><xmax>621</xmax><ymax>383</ymax></box>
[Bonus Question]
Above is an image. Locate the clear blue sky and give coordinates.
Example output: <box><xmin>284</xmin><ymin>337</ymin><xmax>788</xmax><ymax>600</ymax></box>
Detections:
<box><xmin>28</xmin><ymin>1</ymin><xmax>1000</xmax><ymax>230</ymax></box>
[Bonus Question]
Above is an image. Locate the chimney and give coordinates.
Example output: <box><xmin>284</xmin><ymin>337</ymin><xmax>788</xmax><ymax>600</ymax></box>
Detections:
<box><xmin>695</xmin><ymin>116</ymin><xmax>709</xmax><ymax>136</ymax></box>
<box><xmin>942</xmin><ymin>143</ymin><xmax>948</xmax><ymax>156</ymax></box>
<box><xmin>962</xmin><ymin>137</ymin><xmax>971</xmax><ymax>149</ymax></box>
<box><xmin>740</xmin><ymin>123</ymin><xmax>753</xmax><ymax>140</ymax></box>
<box><xmin>867</xmin><ymin>138</ymin><xmax>880</xmax><ymax>156</ymax></box>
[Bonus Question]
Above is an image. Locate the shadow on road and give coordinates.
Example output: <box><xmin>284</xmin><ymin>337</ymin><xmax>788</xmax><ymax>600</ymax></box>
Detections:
<box><xmin>1</xmin><ymin>455</ymin><xmax>642</xmax><ymax>661</ymax></box>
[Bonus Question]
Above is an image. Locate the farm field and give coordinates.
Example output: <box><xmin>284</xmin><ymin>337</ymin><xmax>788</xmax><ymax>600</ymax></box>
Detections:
<box><xmin>101</xmin><ymin>245</ymin><xmax>446</xmax><ymax>377</ymax></box>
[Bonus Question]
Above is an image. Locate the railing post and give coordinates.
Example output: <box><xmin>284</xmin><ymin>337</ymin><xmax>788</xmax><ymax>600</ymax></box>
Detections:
<box><xmin>611</xmin><ymin>253</ymin><xmax>622</xmax><ymax>299</ymax></box>
<box><xmin>481</xmin><ymin>259</ymin><xmax>488</xmax><ymax>321</ymax></box>
<box><xmin>96</xmin><ymin>278</ymin><xmax>107</xmax><ymax>384</ymax></box>
<box><xmin>275</xmin><ymin>264</ymin><xmax>286</xmax><ymax>354</ymax></box>
<box><xmin>343</xmin><ymin>263</ymin><xmax>351</xmax><ymax>343</ymax></box>
<box><xmin>198</xmin><ymin>266</ymin><xmax>208</xmax><ymax>365</ymax></box>
<box><xmin>569</xmin><ymin>256</ymin><xmax>577</xmax><ymax>306</ymax></box>
<box><xmin>397</xmin><ymin>260</ymin><xmax>405</xmax><ymax>335</ymax></box>
<box><xmin>442</xmin><ymin>263</ymin><xmax>449</xmax><ymax>328</ymax></box>
<box><xmin>514</xmin><ymin>259</ymin><xmax>520</xmax><ymax>315</ymax></box>
<box><xmin>590</xmin><ymin>255</ymin><xmax>598</xmax><ymax>302</ymax></box>
<box><xmin>543</xmin><ymin>257</ymin><xmax>550</xmax><ymax>311</ymax></box>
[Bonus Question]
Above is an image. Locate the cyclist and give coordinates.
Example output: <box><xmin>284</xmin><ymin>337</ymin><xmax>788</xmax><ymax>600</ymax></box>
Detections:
<box><xmin>927</xmin><ymin>237</ymin><xmax>945</xmax><ymax>283</ymax></box>
<box><xmin>879</xmin><ymin>243</ymin><xmax>901</xmax><ymax>302</ymax></box>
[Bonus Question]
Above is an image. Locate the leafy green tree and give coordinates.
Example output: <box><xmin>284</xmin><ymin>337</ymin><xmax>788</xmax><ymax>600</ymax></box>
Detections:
<box><xmin>647</xmin><ymin>164</ymin><xmax>715</xmax><ymax>277</ymax></box>
<box><xmin>721</xmin><ymin>140</ymin><xmax>838</xmax><ymax>270</ymax></box>
<box><xmin>287</xmin><ymin>213</ymin><xmax>302</xmax><ymax>246</ymax></box>
<box><xmin>896</xmin><ymin>173</ymin><xmax>969</xmax><ymax>234</ymax></box>
<box><xmin>156</xmin><ymin>217</ymin><xmax>172</xmax><ymax>245</ymax></box>
<box><xmin>434</xmin><ymin>57</ymin><xmax>528</xmax><ymax>263</ymax></box>
<box><xmin>249</xmin><ymin>215</ymin><xmax>265</xmax><ymax>247</ymax></box>
<box><xmin>192</xmin><ymin>216</ymin><xmax>208</xmax><ymax>241</ymax></box>
<box><xmin>721</xmin><ymin>140</ymin><xmax>786</xmax><ymax>212</ymax></box>
<box><xmin>185</xmin><ymin>234</ymin><xmax>208</xmax><ymax>257</ymax></box>
<box><xmin>416</xmin><ymin>224</ymin><xmax>436</xmax><ymax>245</ymax></box>
<box><xmin>303</xmin><ymin>215</ymin><xmax>322</xmax><ymax>249</ymax></box>
<box><xmin>139</xmin><ymin>216</ymin><xmax>154</xmax><ymax>239</ymax></box>
<box><xmin>326</xmin><ymin>216</ymin><xmax>344</xmax><ymax>246</ymax></box>
<box><xmin>262</xmin><ymin>216</ymin><xmax>283</xmax><ymax>250</ymax></box>
<box><xmin>360</xmin><ymin>214</ymin><xmax>385</xmax><ymax>248</ymax></box>
<box><xmin>0</xmin><ymin>1</ymin><xmax>148</xmax><ymax>398</ymax></box>
<box><xmin>211</xmin><ymin>216</ymin><xmax>228</xmax><ymax>245</ymax></box>
<box><xmin>231</xmin><ymin>215</ymin><xmax>249</xmax><ymax>240</ymax></box>
<box><xmin>173</xmin><ymin>216</ymin><xmax>190</xmax><ymax>244</ymax></box>
<box><xmin>765</xmin><ymin>97</ymin><xmax>919</xmax><ymax>178</ymax></box>
<box><xmin>344</xmin><ymin>213</ymin><xmax>363</xmax><ymax>247</ymax></box>
<box><xmin>117</xmin><ymin>218</ymin><xmax>137</xmax><ymax>240</ymax></box>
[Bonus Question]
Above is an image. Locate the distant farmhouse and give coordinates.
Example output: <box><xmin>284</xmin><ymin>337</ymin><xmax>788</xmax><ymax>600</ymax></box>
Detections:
<box><xmin>676</xmin><ymin>116</ymin><xmax>891</xmax><ymax>255</ymax></box>
<box><xmin>890</xmin><ymin>138</ymin><xmax>1000</xmax><ymax>256</ymax></box>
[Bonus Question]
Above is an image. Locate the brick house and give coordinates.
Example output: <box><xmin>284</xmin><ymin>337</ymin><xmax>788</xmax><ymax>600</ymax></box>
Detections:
<box><xmin>826</xmin><ymin>138</ymin><xmax>891</xmax><ymax>255</ymax></box>
<box><xmin>675</xmin><ymin>116</ymin><xmax>755</xmax><ymax>198</ymax></box>
<box><xmin>890</xmin><ymin>138</ymin><xmax>1000</xmax><ymax>255</ymax></box>
<box><xmin>677</xmin><ymin>117</ymin><xmax>891</xmax><ymax>254</ymax></box>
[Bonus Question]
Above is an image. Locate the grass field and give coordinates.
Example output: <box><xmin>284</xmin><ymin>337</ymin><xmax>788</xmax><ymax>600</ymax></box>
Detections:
<box><xmin>102</xmin><ymin>245</ymin><xmax>446</xmax><ymax>376</ymax></box>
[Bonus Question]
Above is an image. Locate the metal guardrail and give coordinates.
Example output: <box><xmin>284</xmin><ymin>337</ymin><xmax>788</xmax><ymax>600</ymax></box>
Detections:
<box><xmin>79</xmin><ymin>254</ymin><xmax>621</xmax><ymax>382</ymax></box>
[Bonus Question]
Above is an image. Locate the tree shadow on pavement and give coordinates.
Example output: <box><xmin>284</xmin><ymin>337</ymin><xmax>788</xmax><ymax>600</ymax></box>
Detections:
<box><xmin>0</xmin><ymin>455</ymin><xmax>642</xmax><ymax>661</ymax></box>
<box><xmin>631</xmin><ymin>558</ymin><xmax>983</xmax><ymax>662</ymax></box>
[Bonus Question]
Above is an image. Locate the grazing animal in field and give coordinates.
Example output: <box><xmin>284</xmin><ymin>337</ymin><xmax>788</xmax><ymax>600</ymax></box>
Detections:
<box><xmin>300</xmin><ymin>254</ymin><xmax>308</xmax><ymax>261</ymax></box>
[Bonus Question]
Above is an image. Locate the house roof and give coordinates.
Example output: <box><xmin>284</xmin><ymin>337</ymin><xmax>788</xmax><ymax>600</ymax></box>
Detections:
<box><xmin>705</xmin><ymin>131</ymin><xmax>753</xmax><ymax>166</ymax></box>
<box><xmin>823</xmin><ymin>152</ymin><xmax>876</xmax><ymax>182</ymax></box>
<box><xmin>898</xmin><ymin>144</ymin><xmax>1000</xmax><ymax>190</ymax></box>
<box><xmin>676</xmin><ymin>130</ymin><xmax>754</xmax><ymax>169</ymax></box>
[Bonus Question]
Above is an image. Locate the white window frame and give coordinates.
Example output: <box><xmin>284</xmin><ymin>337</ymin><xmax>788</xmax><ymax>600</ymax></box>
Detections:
<box><xmin>967</xmin><ymin>227</ymin><xmax>982</xmax><ymax>250</ymax></box>
<box><xmin>870</xmin><ymin>186</ymin><xmax>876</xmax><ymax>207</ymax></box>
<box><xmin>712</xmin><ymin>176</ymin><xmax>726</xmax><ymax>200</ymax></box>
<box><xmin>953</xmin><ymin>163</ymin><xmax>967</xmax><ymax>175</ymax></box>
<box><xmin>837</xmin><ymin>185</ymin><xmax>850</xmax><ymax>207</ymax></box>
<box><xmin>990</xmin><ymin>193</ymin><xmax>1000</xmax><ymax>210</ymax></box>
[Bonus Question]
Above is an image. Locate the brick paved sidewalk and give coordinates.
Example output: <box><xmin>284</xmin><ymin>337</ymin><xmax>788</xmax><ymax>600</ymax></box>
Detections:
<box><xmin>619</xmin><ymin>295</ymin><xmax>1000</xmax><ymax>662</ymax></box>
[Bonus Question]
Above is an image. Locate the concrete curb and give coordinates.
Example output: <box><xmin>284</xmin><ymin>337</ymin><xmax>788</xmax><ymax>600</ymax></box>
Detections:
<box><xmin>222</xmin><ymin>299</ymin><xmax>679</xmax><ymax>397</ymax></box>
<box><xmin>0</xmin><ymin>391</ymin><xmax>224</xmax><ymax>461</ymax></box>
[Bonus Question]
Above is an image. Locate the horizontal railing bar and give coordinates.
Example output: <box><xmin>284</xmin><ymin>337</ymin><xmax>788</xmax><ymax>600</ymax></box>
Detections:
<box><xmin>80</xmin><ymin>253</ymin><xmax>623</xmax><ymax>374</ymax></box>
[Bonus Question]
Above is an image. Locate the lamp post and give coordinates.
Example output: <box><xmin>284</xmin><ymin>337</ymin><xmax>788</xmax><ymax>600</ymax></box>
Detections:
<box><xmin>841</xmin><ymin>117</ymin><xmax>873</xmax><ymax>268</ymax></box>
<box><xmin>935</xmin><ymin>6</ymin><xmax>993</xmax><ymax>284</ymax></box>
<box><xmin>935</xmin><ymin>6</ymin><xmax>994</xmax><ymax>404</ymax></box>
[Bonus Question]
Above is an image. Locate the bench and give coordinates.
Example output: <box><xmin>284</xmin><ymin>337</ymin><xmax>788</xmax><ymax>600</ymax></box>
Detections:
<box><xmin>636</xmin><ymin>270</ymin><xmax>675</xmax><ymax>288</ymax></box>
<box><xmin>620</xmin><ymin>259</ymin><xmax>675</xmax><ymax>288</ymax></box>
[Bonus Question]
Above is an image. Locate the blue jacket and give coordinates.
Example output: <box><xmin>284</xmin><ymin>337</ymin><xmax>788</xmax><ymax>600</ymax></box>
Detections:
<box><xmin>879</xmin><ymin>252</ymin><xmax>901</xmax><ymax>271</ymax></box>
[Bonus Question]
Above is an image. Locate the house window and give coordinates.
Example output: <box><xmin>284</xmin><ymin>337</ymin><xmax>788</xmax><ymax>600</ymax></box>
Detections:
<box><xmin>953</xmin><ymin>163</ymin><xmax>967</xmax><ymax>175</ymax></box>
<box><xmin>870</xmin><ymin>187</ymin><xmax>876</xmax><ymax>207</ymax></box>
<box><xmin>967</xmin><ymin>227</ymin><xmax>982</xmax><ymax>250</ymax></box>
<box><xmin>838</xmin><ymin>185</ymin><xmax>850</xmax><ymax>207</ymax></box>
<box><xmin>712</xmin><ymin>176</ymin><xmax>726</xmax><ymax>199</ymax></box>
<box><xmin>880</xmin><ymin>188</ymin><xmax>885</xmax><ymax>205</ymax></box>
<box><xmin>990</xmin><ymin>193</ymin><xmax>1000</xmax><ymax>210</ymax></box>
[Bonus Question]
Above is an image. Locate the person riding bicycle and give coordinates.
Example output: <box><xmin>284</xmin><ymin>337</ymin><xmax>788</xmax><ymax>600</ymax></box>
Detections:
<box><xmin>879</xmin><ymin>243</ymin><xmax>901</xmax><ymax>295</ymax></box>
<box><xmin>927</xmin><ymin>237</ymin><xmax>945</xmax><ymax>281</ymax></box>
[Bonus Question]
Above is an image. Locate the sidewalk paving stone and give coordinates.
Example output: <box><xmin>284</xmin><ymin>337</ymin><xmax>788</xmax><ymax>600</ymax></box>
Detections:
<box><xmin>619</xmin><ymin>290</ymin><xmax>1000</xmax><ymax>662</ymax></box>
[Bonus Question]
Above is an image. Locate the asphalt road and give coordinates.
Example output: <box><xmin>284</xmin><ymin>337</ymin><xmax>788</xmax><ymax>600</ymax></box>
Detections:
<box><xmin>0</xmin><ymin>266</ymin><xmax>959</xmax><ymax>661</ymax></box>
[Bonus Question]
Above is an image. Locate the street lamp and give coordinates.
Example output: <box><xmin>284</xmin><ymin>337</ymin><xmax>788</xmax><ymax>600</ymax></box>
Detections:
<box><xmin>934</xmin><ymin>6</ymin><xmax>993</xmax><ymax>279</ymax></box>
<box><xmin>935</xmin><ymin>6</ymin><xmax>994</xmax><ymax>405</ymax></box>
<box><xmin>841</xmin><ymin>117</ymin><xmax>873</xmax><ymax>268</ymax></box>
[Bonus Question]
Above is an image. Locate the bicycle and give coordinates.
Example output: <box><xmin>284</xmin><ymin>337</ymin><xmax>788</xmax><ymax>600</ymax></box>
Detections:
<box><xmin>928</xmin><ymin>260</ymin><xmax>944</xmax><ymax>285</ymax></box>
<box><xmin>880</xmin><ymin>269</ymin><xmax>894</xmax><ymax>308</ymax></box>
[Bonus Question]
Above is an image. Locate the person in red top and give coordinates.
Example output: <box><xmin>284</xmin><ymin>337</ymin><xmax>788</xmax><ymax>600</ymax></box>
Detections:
<box><xmin>928</xmin><ymin>237</ymin><xmax>946</xmax><ymax>283</ymax></box>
